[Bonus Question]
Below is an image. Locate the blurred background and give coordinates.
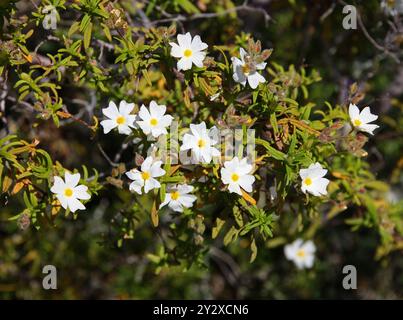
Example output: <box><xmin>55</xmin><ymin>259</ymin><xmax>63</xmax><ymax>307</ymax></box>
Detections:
<box><xmin>1</xmin><ymin>0</ymin><xmax>403</xmax><ymax>299</ymax></box>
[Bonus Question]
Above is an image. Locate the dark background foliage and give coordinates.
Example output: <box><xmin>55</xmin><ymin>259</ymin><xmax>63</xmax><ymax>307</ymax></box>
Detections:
<box><xmin>1</xmin><ymin>0</ymin><xmax>402</xmax><ymax>299</ymax></box>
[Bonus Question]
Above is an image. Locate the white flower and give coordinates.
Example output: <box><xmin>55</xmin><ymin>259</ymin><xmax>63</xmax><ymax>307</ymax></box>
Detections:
<box><xmin>100</xmin><ymin>100</ymin><xmax>137</xmax><ymax>135</ymax></box>
<box><xmin>170</xmin><ymin>32</ymin><xmax>208</xmax><ymax>71</ymax></box>
<box><xmin>299</xmin><ymin>162</ymin><xmax>330</xmax><ymax>196</ymax></box>
<box><xmin>50</xmin><ymin>172</ymin><xmax>91</xmax><ymax>213</ymax></box>
<box><xmin>125</xmin><ymin>156</ymin><xmax>165</xmax><ymax>194</ymax></box>
<box><xmin>136</xmin><ymin>101</ymin><xmax>173</xmax><ymax>138</ymax></box>
<box><xmin>159</xmin><ymin>184</ymin><xmax>197</xmax><ymax>212</ymax></box>
<box><xmin>284</xmin><ymin>239</ymin><xmax>316</xmax><ymax>269</ymax></box>
<box><xmin>232</xmin><ymin>48</ymin><xmax>266</xmax><ymax>89</ymax></box>
<box><xmin>348</xmin><ymin>103</ymin><xmax>379</xmax><ymax>135</ymax></box>
<box><xmin>220</xmin><ymin>157</ymin><xmax>255</xmax><ymax>196</ymax></box>
<box><xmin>180</xmin><ymin>122</ymin><xmax>220</xmax><ymax>164</ymax></box>
<box><xmin>210</xmin><ymin>92</ymin><xmax>220</xmax><ymax>101</ymax></box>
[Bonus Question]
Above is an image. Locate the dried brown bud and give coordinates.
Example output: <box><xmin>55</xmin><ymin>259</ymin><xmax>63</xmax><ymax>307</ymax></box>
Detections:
<box><xmin>168</xmin><ymin>24</ymin><xmax>176</xmax><ymax>36</ymax></box>
<box><xmin>106</xmin><ymin>176</ymin><xmax>123</xmax><ymax>189</ymax></box>
<box><xmin>260</xmin><ymin>49</ymin><xmax>273</xmax><ymax>61</ymax></box>
<box><xmin>17</xmin><ymin>213</ymin><xmax>30</xmax><ymax>230</ymax></box>
<box><xmin>255</xmin><ymin>40</ymin><xmax>261</xmax><ymax>53</ymax></box>
<box><xmin>135</xmin><ymin>153</ymin><xmax>144</xmax><ymax>166</ymax></box>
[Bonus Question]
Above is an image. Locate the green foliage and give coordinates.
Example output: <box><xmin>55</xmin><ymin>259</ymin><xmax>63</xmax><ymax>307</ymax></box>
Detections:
<box><xmin>1</xmin><ymin>0</ymin><xmax>402</xmax><ymax>299</ymax></box>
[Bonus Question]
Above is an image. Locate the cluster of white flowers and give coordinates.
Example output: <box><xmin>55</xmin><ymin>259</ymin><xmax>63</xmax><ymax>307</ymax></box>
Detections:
<box><xmin>169</xmin><ymin>33</ymin><xmax>268</xmax><ymax>89</ymax></box>
<box><xmin>287</xmin><ymin>104</ymin><xmax>379</xmax><ymax>269</ymax></box>
<box><xmin>100</xmin><ymin>100</ymin><xmax>172</xmax><ymax>138</ymax></box>
<box><xmin>51</xmin><ymin>32</ymin><xmax>382</xmax><ymax>269</ymax></box>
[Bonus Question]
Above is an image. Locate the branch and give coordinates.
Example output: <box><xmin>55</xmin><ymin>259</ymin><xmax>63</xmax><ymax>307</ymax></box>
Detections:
<box><xmin>338</xmin><ymin>0</ymin><xmax>400</xmax><ymax>63</ymax></box>
<box><xmin>151</xmin><ymin>4</ymin><xmax>272</xmax><ymax>27</ymax></box>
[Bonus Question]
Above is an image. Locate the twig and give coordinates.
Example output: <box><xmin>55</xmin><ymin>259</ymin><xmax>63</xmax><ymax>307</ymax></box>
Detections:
<box><xmin>151</xmin><ymin>4</ymin><xmax>272</xmax><ymax>27</ymax></box>
<box><xmin>320</xmin><ymin>2</ymin><xmax>336</xmax><ymax>23</ymax></box>
<box><xmin>338</xmin><ymin>0</ymin><xmax>400</xmax><ymax>63</ymax></box>
<box><xmin>113</xmin><ymin>140</ymin><xmax>130</xmax><ymax>163</ymax></box>
<box><xmin>97</xmin><ymin>143</ymin><xmax>119</xmax><ymax>167</ymax></box>
<box><xmin>0</xmin><ymin>73</ymin><xmax>9</xmax><ymax>134</ymax></box>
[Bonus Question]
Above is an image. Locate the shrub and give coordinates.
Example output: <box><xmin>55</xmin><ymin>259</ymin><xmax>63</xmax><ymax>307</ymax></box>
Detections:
<box><xmin>1</xmin><ymin>0</ymin><xmax>402</xmax><ymax>299</ymax></box>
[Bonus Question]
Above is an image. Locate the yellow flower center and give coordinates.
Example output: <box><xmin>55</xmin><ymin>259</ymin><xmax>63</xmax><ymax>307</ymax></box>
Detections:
<box><xmin>64</xmin><ymin>188</ymin><xmax>73</xmax><ymax>197</ymax></box>
<box><xmin>304</xmin><ymin>178</ymin><xmax>312</xmax><ymax>186</ymax></box>
<box><xmin>297</xmin><ymin>249</ymin><xmax>306</xmax><ymax>258</ymax></box>
<box><xmin>184</xmin><ymin>49</ymin><xmax>192</xmax><ymax>57</ymax></box>
<box><xmin>231</xmin><ymin>173</ymin><xmax>239</xmax><ymax>182</ymax></box>
<box><xmin>353</xmin><ymin>119</ymin><xmax>362</xmax><ymax>126</ymax></box>
<box><xmin>116</xmin><ymin>116</ymin><xmax>125</xmax><ymax>125</ymax></box>
<box><xmin>198</xmin><ymin>139</ymin><xmax>206</xmax><ymax>148</ymax></box>
<box><xmin>170</xmin><ymin>191</ymin><xmax>180</xmax><ymax>200</ymax></box>
<box><xmin>150</xmin><ymin>118</ymin><xmax>158</xmax><ymax>126</ymax></box>
<box><xmin>141</xmin><ymin>171</ymin><xmax>150</xmax><ymax>180</ymax></box>
<box><xmin>242</xmin><ymin>64</ymin><xmax>251</xmax><ymax>75</ymax></box>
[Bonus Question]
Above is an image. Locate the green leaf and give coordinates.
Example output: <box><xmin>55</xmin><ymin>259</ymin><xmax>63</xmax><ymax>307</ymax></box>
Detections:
<box><xmin>212</xmin><ymin>218</ymin><xmax>225</xmax><ymax>239</ymax></box>
<box><xmin>177</xmin><ymin>0</ymin><xmax>200</xmax><ymax>14</ymax></box>
<box><xmin>83</xmin><ymin>22</ymin><xmax>93</xmax><ymax>49</ymax></box>
<box><xmin>223</xmin><ymin>226</ymin><xmax>238</xmax><ymax>246</ymax></box>
<box><xmin>255</xmin><ymin>138</ymin><xmax>286</xmax><ymax>161</ymax></box>
<box><xmin>233</xmin><ymin>205</ymin><xmax>244</xmax><ymax>227</ymax></box>
<box><xmin>250</xmin><ymin>237</ymin><xmax>257</xmax><ymax>263</ymax></box>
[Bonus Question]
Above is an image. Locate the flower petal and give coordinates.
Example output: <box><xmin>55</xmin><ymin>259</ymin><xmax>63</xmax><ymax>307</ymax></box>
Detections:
<box><xmin>228</xmin><ymin>182</ymin><xmax>242</xmax><ymax>195</ymax></box>
<box><xmin>141</xmin><ymin>156</ymin><xmax>153</xmax><ymax>172</ymax></box>
<box><xmin>119</xmin><ymin>100</ymin><xmax>134</xmax><ymax>115</ymax></box>
<box><xmin>247</xmin><ymin>72</ymin><xmax>265</xmax><ymax>89</ymax></box>
<box><xmin>170</xmin><ymin>42</ymin><xmax>183</xmax><ymax>58</ymax></box>
<box><xmin>191</xmin><ymin>35</ymin><xmax>208</xmax><ymax>51</ymax></box>
<box><xmin>73</xmin><ymin>185</ymin><xmax>91</xmax><ymax>200</ymax></box>
<box><xmin>168</xmin><ymin>200</ymin><xmax>183</xmax><ymax>212</ymax></box>
<box><xmin>177</xmin><ymin>32</ymin><xmax>192</xmax><ymax>48</ymax></box>
<box><xmin>138</xmin><ymin>105</ymin><xmax>151</xmax><ymax>121</ymax></box>
<box><xmin>56</xmin><ymin>194</ymin><xmax>69</xmax><ymax>210</ymax></box>
<box><xmin>149</xmin><ymin>101</ymin><xmax>166</xmax><ymax>118</ymax></box>
<box><xmin>65</xmin><ymin>172</ymin><xmax>80</xmax><ymax>188</ymax></box>
<box><xmin>177</xmin><ymin>57</ymin><xmax>193</xmax><ymax>71</ymax></box>
<box><xmin>117</xmin><ymin>124</ymin><xmax>132</xmax><ymax>135</ymax></box>
<box><xmin>129</xmin><ymin>180</ymin><xmax>143</xmax><ymax>194</ymax></box>
<box><xmin>178</xmin><ymin>194</ymin><xmax>197</xmax><ymax>208</ymax></box>
<box><xmin>239</xmin><ymin>47</ymin><xmax>248</xmax><ymax>62</ymax></box>
<box><xmin>100</xmin><ymin>119</ymin><xmax>117</xmax><ymax>134</ymax></box>
<box><xmin>191</xmin><ymin>51</ymin><xmax>206</xmax><ymax>68</ymax></box>
<box><xmin>102</xmin><ymin>101</ymin><xmax>120</xmax><ymax>119</ymax></box>
<box><xmin>67</xmin><ymin>198</ymin><xmax>86</xmax><ymax>213</ymax></box>
<box><xmin>150</xmin><ymin>161</ymin><xmax>165</xmax><ymax>177</ymax></box>
<box><xmin>51</xmin><ymin>176</ymin><xmax>65</xmax><ymax>194</ymax></box>
<box><xmin>190</xmin><ymin>122</ymin><xmax>206</xmax><ymax>137</ymax></box>
<box><xmin>159</xmin><ymin>193</ymin><xmax>172</xmax><ymax>209</ymax></box>
<box><xmin>360</xmin><ymin>123</ymin><xmax>379</xmax><ymax>135</ymax></box>
<box><xmin>348</xmin><ymin>103</ymin><xmax>360</xmax><ymax>120</ymax></box>
<box><xmin>239</xmin><ymin>174</ymin><xmax>255</xmax><ymax>192</ymax></box>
